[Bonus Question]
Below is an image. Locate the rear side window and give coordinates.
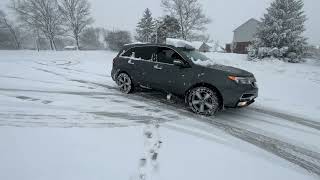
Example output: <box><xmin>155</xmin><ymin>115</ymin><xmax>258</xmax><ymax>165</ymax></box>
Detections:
<box><xmin>156</xmin><ymin>47</ymin><xmax>183</xmax><ymax>64</ymax></box>
<box><xmin>122</xmin><ymin>48</ymin><xmax>135</xmax><ymax>57</ymax></box>
<box><xmin>121</xmin><ymin>46</ymin><xmax>155</xmax><ymax>61</ymax></box>
<box><xmin>135</xmin><ymin>47</ymin><xmax>155</xmax><ymax>61</ymax></box>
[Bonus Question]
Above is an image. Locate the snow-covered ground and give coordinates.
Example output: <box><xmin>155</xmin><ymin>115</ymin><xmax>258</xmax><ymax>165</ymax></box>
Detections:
<box><xmin>0</xmin><ymin>50</ymin><xmax>319</xmax><ymax>180</ymax></box>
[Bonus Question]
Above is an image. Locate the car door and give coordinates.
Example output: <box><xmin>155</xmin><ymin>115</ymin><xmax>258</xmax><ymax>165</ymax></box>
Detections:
<box><xmin>150</xmin><ymin>47</ymin><xmax>191</xmax><ymax>94</ymax></box>
<box><xmin>118</xmin><ymin>47</ymin><xmax>139</xmax><ymax>81</ymax></box>
<box><xmin>121</xmin><ymin>46</ymin><xmax>155</xmax><ymax>86</ymax></box>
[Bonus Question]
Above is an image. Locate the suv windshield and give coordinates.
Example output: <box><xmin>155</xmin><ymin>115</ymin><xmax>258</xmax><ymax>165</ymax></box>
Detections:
<box><xmin>182</xmin><ymin>50</ymin><xmax>210</xmax><ymax>62</ymax></box>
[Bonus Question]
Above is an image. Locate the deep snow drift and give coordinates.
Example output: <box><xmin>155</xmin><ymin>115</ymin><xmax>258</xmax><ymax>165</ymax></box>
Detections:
<box><xmin>0</xmin><ymin>50</ymin><xmax>319</xmax><ymax>180</ymax></box>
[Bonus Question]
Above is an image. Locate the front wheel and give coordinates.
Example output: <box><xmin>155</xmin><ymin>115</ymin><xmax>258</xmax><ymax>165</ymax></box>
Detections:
<box><xmin>116</xmin><ymin>73</ymin><xmax>133</xmax><ymax>94</ymax></box>
<box><xmin>187</xmin><ymin>87</ymin><xmax>220</xmax><ymax>116</ymax></box>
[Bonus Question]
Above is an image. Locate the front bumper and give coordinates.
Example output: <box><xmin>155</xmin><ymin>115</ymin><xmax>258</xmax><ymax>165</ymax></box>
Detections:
<box><xmin>237</xmin><ymin>92</ymin><xmax>258</xmax><ymax>107</ymax></box>
<box><xmin>223</xmin><ymin>86</ymin><xmax>258</xmax><ymax>108</ymax></box>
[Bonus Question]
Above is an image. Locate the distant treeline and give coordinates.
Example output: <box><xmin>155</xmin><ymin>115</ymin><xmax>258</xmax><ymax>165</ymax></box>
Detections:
<box><xmin>0</xmin><ymin>0</ymin><xmax>133</xmax><ymax>51</ymax></box>
<box><xmin>1</xmin><ymin>0</ymin><xmax>214</xmax><ymax>51</ymax></box>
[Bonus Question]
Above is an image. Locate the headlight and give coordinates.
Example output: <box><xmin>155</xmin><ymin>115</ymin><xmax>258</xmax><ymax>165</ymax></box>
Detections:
<box><xmin>228</xmin><ymin>76</ymin><xmax>256</xmax><ymax>84</ymax></box>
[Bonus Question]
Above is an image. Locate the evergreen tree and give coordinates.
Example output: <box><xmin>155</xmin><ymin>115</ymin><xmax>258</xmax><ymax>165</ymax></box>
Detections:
<box><xmin>135</xmin><ymin>8</ymin><xmax>155</xmax><ymax>42</ymax></box>
<box><xmin>156</xmin><ymin>15</ymin><xmax>180</xmax><ymax>43</ymax></box>
<box><xmin>250</xmin><ymin>0</ymin><xmax>307</xmax><ymax>62</ymax></box>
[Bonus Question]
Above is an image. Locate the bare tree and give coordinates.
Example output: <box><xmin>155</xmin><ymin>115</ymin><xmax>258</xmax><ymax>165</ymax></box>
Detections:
<box><xmin>10</xmin><ymin>0</ymin><xmax>63</xmax><ymax>50</ymax></box>
<box><xmin>161</xmin><ymin>0</ymin><xmax>211</xmax><ymax>40</ymax></box>
<box><xmin>105</xmin><ymin>30</ymin><xmax>132</xmax><ymax>51</ymax></box>
<box><xmin>80</xmin><ymin>27</ymin><xmax>104</xmax><ymax>50</ymax></box>
<box><xmin>58</xmin><ymin>0</ymin><xmax>93</xmax><ymax>50</ymax></box>
<box><xmin>0</xmin><ymin>9</ymin><xmax>21</xmax><ymax>49</ymax></box>
<box><xmin>189</xmin><ymin>33</ymin><xmax>213</xmax><ymax>43</ymax></box>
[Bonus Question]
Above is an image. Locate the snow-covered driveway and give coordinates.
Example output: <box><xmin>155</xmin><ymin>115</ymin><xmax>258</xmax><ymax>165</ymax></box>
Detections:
<box><xmin>0</xmin><ymin>50</ymin><xmax>319</xmax><ymax>180</ymax></box>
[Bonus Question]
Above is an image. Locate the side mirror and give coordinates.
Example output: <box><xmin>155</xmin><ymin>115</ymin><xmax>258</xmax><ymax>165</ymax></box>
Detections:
<box><xmin>173</xmin><ymin>59</ymin><xmax>187</xmax><ymax>67</ymax></box>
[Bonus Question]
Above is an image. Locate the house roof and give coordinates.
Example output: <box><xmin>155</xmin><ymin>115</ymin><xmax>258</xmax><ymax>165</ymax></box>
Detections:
<box><xmin>191</xmin><ymin>41</ymin><xmax>204</xmax><ymax>49</ymax></box>
<box><xmin>233</xmin><ymin>18</ymin><xmax>261</xmax><ymax>32</ymax></box>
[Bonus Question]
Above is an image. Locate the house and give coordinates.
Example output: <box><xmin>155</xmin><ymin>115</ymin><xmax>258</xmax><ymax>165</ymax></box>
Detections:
<box><xmin>191</xmin><ymin>41</ymin><xmax>212</xmax><ymax>52</ymax></box>
<box><xmin>199</xmin><ymin>43</ymin><xmax>212</xmax><ymax>52</ymax></box>
<box><xmin>228</xmin><ymin>18</ymin><xmax>260</xmax><ymax>54</ymax></box>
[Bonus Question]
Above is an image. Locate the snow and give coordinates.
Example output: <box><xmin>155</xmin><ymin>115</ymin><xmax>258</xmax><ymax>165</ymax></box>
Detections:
<box><xmin>190</xmin><ymin>41</ymin><xmax>204</xmax><ymax>49</ymax></box>
<box><xmin>0</xmin><ymin>50</ymin><xmax>319</xmax><ymax>180</ymax></box>
<box><xmin>166</xmin><ymin>38</ymin><xmax>194</xmax><ymax>49</ymax></box>
<box><xmin>190</xmin><ymin>57</ymin><xmax>216</xmax><ymax>66</ymax></box>
<box><xmin>64</xmin><ymin>45</ymin><xmax>77</xmax><ymax>49</ymax></box>
<box><xmin>124</xmin><ymin>42</ymin><xmax>145</xmax><ymax>46</ymax></box>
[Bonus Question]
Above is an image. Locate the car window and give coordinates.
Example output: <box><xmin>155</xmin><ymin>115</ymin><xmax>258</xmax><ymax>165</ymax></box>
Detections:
<box><xmin>135</xmin><ymin>47</ymin><xmax>155</xmax><ymax>61</ymax></box>
<box><xmin>156</xmin><ymin>47</ymin><xmax>183</xmax><ymax>64</ymax></box>
<box><xmin>122</xmin><ymin>46</ymin><xmax>155</xmax><ymax>61</ymax></box>
<box><xmin>122</xmin><ymin>48</ymin><xmax>135</xmax><ymax>57</ymax></box>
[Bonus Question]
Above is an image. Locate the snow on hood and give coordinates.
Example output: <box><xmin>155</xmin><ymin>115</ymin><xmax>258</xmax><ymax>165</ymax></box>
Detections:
<box><xmin>213</xmin><ymin>64</ymin><xmax>253</xmax><ymax>76</ymax></box>
<box><xmin>190</xmin><ymin>57</ymin><xmax>216</xmax><ymax>66</ymax></box>
<box><xmin>191</xmin><ymin>57</ymin><xmax>252</xmax><ymax>76</ymax></box>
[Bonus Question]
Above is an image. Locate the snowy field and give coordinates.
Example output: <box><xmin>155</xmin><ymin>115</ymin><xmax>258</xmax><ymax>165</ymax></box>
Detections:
<box><xmin>0</xmin><ymin>50</ymin><xmax>320</xmax><ymax>180</ymax></box>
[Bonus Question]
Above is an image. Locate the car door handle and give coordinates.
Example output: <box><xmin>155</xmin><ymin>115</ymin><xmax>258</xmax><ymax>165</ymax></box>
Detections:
<box><xmin>128</xmin><ymin>59</ymin><xmax>134</xmax><ymax>65</ymax></box>
<box><xmin>154</xmin><ymin>64</ymin><xmax>162</xmax><ymax>70</ymax></box>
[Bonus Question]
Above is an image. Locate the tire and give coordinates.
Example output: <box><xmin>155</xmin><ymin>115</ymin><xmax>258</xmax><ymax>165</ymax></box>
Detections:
<box><xmin>187</xmin><ymin>87</ymin><xmax>220</xmax><ymax>116</ymax></box>
<box><xmin>116</xmin><ymin>73</ymin><xmax>133</xmax><ymax>94</ymax></box>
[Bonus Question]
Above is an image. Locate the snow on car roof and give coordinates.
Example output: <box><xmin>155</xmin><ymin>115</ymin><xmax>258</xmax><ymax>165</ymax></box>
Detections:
<box><xmin>64</xmin><ymin>46</ymin><xmax>77</xmax><ymax>48</ymax></box>
<box><xmin>124</xmin><ymin>42</ymin><xmax>146</xmax><ymax>46</ymax></box>
<box><xmin>166</xmin><ymin>38</ymin><xmax>195</xmax><ymax>49</ymax></box>
<box><xmin>190</xmin><ymin>41</ymin><xmax>204</xmax><ymax>49</ymax></box>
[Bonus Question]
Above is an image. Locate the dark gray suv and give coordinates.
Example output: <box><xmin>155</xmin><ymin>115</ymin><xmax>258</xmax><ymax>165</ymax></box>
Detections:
<box><xmin>111</xmin><ymin>43</ymin><xmax>258</xmax><ymax>116</ymax></box>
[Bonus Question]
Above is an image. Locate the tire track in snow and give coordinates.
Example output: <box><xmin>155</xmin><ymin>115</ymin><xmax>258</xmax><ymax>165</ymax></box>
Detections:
<box><xmin>35</xmin><ymin>60</ymin><xmax>109</xmax><ymax>78</ymax></box>
<box><xmin>0</xmin><ymin>111</ymin><xmax>166</xmax><ymax>128</ymax></box>
<box><xmin>222</xmin><ymin>110</ymin><xmax>320</xmax><ymax>137</ymax></box>
<box><xmin>5</xmin><ymin>57</ymin><xmax>320</xmax><ymax>176</ymax></box>
<box><xmin>131</xmin><ymin>92</ymin><xmax>320</xmax><ymax>176</ymax></box>
<box><xmin>32</xmin><ymin>67</ymin><xmax>117</xmax><ymax>91</ymax></box>
<box><xmin>0</xmin><ymin>88</ymin><xmax>119</xmax><ymax>97</ymax></box>
<box><xmin>248</xmin><ymin>107</ymin><xmax>320</xmax><ymax>131</ymax></box>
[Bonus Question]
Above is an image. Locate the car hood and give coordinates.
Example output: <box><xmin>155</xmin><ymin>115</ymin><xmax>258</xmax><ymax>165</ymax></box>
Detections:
<box><xmin>206</xmin><ymin>64</ymin><xmax>253</xmax><ymax>77</ymax></box>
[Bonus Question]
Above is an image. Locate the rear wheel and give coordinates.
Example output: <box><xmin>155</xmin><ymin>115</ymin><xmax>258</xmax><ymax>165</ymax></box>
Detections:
<box><xmin>116</xmin><ymin>73</ymin><xmax>133</xmax><ymax>94</ymax></box>
<box><xmin>187</xmin><ymin>87</ymin><xmax>220</xmax><ymax>116</ymax></box>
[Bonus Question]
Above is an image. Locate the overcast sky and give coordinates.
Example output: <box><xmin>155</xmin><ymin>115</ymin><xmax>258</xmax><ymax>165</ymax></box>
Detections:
<box><xmin>1</xmin><ymin>0</ymin><xmax>319</xmax><ymax>45</ymax></box>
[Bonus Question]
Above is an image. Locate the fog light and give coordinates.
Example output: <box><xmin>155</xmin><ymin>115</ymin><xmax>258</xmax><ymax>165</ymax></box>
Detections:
<box><xmin>238</xmin><ymin>102</ymin><xmax>248</xmax><ymax>107</ymax></box>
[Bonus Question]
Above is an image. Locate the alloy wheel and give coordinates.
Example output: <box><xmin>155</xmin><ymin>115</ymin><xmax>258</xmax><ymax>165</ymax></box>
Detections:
<box><xmin>188</xmin><ymin>87</ymin><xmax>219</xmax><ymax>116</ymax></box>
